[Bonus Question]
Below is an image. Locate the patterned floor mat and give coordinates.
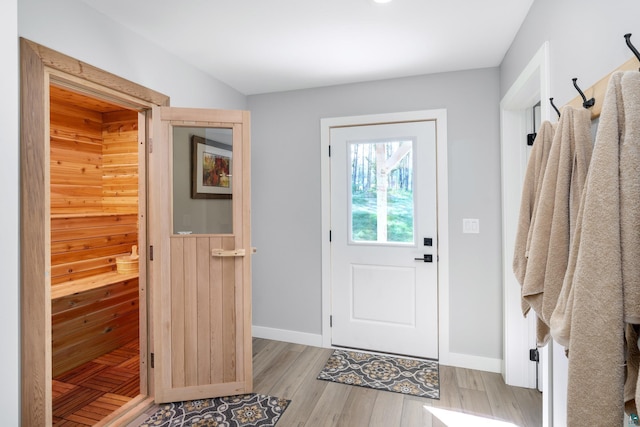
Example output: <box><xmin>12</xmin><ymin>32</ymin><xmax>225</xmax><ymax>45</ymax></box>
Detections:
<box><xmin>317</xmin><ymin>349</ymin><xmax>439</xmax><ymax>399</ymax></box>
<box><xmin>139</xmin><ymin>393</ymin><xmax>290</xmax><ymax>427</ymax></box>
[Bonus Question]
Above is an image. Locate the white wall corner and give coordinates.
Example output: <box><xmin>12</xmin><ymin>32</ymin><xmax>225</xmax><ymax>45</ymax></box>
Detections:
<box><xmin>500</xmin><ymin>40</ymin><xmax>550</xmax><ymax>390</ymax></box>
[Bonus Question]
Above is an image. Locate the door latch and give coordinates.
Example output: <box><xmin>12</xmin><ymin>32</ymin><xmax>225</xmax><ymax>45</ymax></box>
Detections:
<box><xmin>414</xmin><ymin>254</ymin><xmax>433</xmax><ymax>263</ymax></box>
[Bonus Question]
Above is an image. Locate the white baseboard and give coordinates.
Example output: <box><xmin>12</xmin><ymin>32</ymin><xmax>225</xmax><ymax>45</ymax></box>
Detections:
<box><xmin>252</xmin><ymin>325</ymin><xmax>323</xmax><ymax>347</ymax></box>
<box><xmin>253</xmin><ymin>325</ymin><xmax>502</xmax><ymax>373</ymax></box>
<box><xmin>440</xmin><ymin>352</ymin><xmax>502</xmax><ymax>373</ymax></box>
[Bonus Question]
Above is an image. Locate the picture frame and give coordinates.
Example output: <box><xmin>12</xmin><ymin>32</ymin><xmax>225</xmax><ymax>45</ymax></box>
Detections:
<box><xmin>191</xmin><ymin>135</ymin><xmax>233</xmax><ymax>199</ymax></box>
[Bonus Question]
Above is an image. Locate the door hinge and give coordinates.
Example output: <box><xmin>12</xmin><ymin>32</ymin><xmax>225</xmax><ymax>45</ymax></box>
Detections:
<box><xmin>149</xmin><ymin>137</ymin><xmax>153</xmax><ymax>153</ymax></box>
<box><xmin>150</xmin><ymin>352</ymin><xmax>155</xmax><ymax>368</ymax></box>
<box><xmin>330</xmin><ymin>315</ymin><xmax>333</xmax><ymax>327</ymax></box>
<box><xmin>329</xmin><ymin>230</ymin><xmax>332</xmax><ymax>242</ymax></box>
<box><xmin>328</xmin><ymin>145</ymin><xmax>331</xmax><ymax>157</ymax></box>
<box><xmin>149</xmin><ymin>245</ymin><xmax>154</xmax><ymax>261</ymax></box>
<box><xmin>529</xmin><ymin>348</ymin><xmax>539</xmax><ymax>363</ymax></box>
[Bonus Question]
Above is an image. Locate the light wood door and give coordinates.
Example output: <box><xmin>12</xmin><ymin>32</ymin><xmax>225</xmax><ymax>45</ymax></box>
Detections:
<box><xmin>330</xmin><ymin>120</ymin><xmax>439</xmax><ymax>359</ymax></box>
<box><xmin>150</xmin><ymin>107</ymin><xmax>252</xmax><ymax>403</ymax></box>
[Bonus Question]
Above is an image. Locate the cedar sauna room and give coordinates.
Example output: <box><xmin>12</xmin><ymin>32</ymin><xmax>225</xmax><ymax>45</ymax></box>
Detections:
<box><xmin>49</xmin><ymin>84</ymin><xmax>143</xmax><ymax>425</ymax></box>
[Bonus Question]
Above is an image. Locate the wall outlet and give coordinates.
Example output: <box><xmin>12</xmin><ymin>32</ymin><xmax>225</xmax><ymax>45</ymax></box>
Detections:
<box><xmin>463</xmin><ymin>218</ymin><xmax>479</xmax><ymax>234</ymax></box>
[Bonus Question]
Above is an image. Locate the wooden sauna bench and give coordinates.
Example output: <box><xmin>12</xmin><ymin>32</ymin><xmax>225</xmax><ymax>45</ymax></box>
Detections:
<box><xmin>51</xmin><ymin>212</ymin><xmax>140</xmax><ymax>378</ymax></box>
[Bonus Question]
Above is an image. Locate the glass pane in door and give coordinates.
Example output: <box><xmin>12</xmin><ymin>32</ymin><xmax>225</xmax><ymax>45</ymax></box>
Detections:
<box><xmin>172</xmin><ymin>126</ymin><xmax>233</xmax><ymax>234</ymax></box>
<box><xmin>348</xmin><ymin>139</ymin><xmax>415</xmax><ymax>244</ymax></box>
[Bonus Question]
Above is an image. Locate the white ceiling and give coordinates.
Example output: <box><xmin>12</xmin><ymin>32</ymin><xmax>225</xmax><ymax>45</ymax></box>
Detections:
<box><xmin>82</xmin><ymin>0</ymin><xmax>534</xmax><ymax>95</ymax></box>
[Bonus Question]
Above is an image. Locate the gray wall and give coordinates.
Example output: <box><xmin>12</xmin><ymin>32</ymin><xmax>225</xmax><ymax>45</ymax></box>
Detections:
<box><xmin>248</xmin><ymin>68</ymin><xmax>504</xmax><ymax>360</ymax></box>
<box><xmin>501</xmin><ymin>0</ymin><xmax>640</xmax><ymax>105</ymax></box>
<box><xmin>2</xmin><ymin>0</ymin><xmax>19</xmax><ymax>424</ymax></box>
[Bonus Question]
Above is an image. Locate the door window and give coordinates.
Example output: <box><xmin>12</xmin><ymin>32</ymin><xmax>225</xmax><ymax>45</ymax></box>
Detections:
<box><xmin>172</xmin><ymin>126</ymin><xmax>233</xmax><ymax>234</ymax></box>
<box><xmin>348</xmin><ymin>139</ymin><xmax>415</xmax><ymax>245</ymax></box>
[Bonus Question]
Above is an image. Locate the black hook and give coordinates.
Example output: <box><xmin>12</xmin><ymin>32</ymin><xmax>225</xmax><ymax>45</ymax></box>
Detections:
<box><xmin>550</xmin><ymin>98</ymin><xmax>561</xmax><ymax>118</ymax></box>
<box><xmin>624</xmin><ymin>33</ymin><xmax>640</xmax><ymax>70</ymax></box>
<box><xmin>572</xmin><ymin>78</ymin><xmax>595</xmax><ymax>109</ymax></box>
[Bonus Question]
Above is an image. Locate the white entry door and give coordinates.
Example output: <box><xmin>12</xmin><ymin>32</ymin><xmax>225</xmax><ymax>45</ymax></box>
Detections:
<box><xmin>330</xmin><ymin>120</ymin><xmax>439</xmax><ymax>359</ymax></box>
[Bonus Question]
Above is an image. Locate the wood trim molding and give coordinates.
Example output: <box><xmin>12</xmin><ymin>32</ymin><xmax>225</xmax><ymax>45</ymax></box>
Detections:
<box><xmin>21</xmin><ymin>38</ymin><xmax>170</xmax><ymax>107</ymax></box>
<box><xmin>20</xmin><ymin>37</ymin><xmax>51</xmax><ymax>427</ymax></box>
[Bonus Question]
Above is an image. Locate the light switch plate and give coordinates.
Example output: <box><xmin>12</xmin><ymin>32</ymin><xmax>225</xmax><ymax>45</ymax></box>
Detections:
<box><xmin>463</xmin><ymin>218</ymin><xmax>480</xmax><ymax>234</ymax></box>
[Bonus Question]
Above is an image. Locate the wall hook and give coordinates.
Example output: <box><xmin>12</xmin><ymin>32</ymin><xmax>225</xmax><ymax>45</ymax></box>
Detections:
<box><xmin>572</xmin><ymin>78</ymin><xmax>595</xmax><ymax>109</ymax></box>
<box><xmin>549</xmin><ymin>97</ymin><xmax>561</xmax><ymax>118</ymax></box>
<box><xmin>624</xmin><ymin>33</ymin><xmax>640</xmax><ymax>70</ymax></box>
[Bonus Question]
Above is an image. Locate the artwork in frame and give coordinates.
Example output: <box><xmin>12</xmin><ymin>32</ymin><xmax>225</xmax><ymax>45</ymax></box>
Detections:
<box><xmin>191</xmin><ymin>135</ymin><xmax>233</xmax><ymax>199</ymax></box>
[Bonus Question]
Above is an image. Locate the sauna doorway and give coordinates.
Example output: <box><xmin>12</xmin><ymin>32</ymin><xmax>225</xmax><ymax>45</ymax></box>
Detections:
<box><xmin>21</xmin><ymin>39</ymin><xmax>253</xmax><ymax>426</ymax></box>
<box><xmin>49</xmin><ymin>83</ymin><xmax>146</xmax><ymax>425</ymax></box>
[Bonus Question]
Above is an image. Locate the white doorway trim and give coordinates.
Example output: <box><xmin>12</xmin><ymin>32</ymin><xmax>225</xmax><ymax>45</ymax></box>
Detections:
<box><xmin>500</xmin><ymin>42</ymin><xmax>554</xmax><ymax>426</ymax></box>
<box><xmin>320</xmin><ymin>109</ymin><xmax>450</xmax><ymax>363</ymax></box>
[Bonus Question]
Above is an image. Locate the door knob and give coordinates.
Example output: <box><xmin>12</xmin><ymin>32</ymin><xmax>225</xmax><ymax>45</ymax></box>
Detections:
<box><xmin>414</xmin><ymin>254</ymin><xmax>433</xmax><ymax>263</ymax></box>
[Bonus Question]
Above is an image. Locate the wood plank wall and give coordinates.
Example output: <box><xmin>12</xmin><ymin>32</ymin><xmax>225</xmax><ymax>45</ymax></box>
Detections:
<box><xmin>49</xmin><ymin>85</ymin><xmax>140</xmax><ymax>376</ymax></box>
<box><xmin>51</xmin><ymin>214</ymin><xmax>139</xmax><ymax>285</ymax></box>
<box><xmin>51</xmin><ymin>277</ymin><xmax>139</xmax><ymax>377</ymax></box>
<box><xmin>50</xmin><ymin>88</ymin><xmax>104</xmax><ymax>215</ymax></box>
<box><xmin>102</xmin><ymin>110</ymin><xmax>139</xmax><ymax>214</ymax></box>
<box><xmin>50</xmin><ymin>85</ymin><xmax>139</xmax><ymax>284</ymax></box>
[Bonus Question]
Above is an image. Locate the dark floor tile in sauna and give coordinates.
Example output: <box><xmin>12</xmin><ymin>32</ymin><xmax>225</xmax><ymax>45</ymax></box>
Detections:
<box><xmin>118</xmin><ymin>353</ymin><xmax>140</xmax><ymax>371</ymax></box>
<box><xmin>54</xmin><ymin>339</ymin><xmax>141</xmax><ymax>425</ymax></box>
<box><xmin>122</xmin><ymin>339</ymin><xmax>139</xmax><ymax>351</ymax></box>
<box><xmin>52</xmin><ymin>380</ymin><xmax>78</xmax><ymax>400</ymax></box>
<box><xmin>94</xmin><ymin>347</ymin><xmax>139</xmax><ymax>366</ymax></box>
<box><xmin>80</xmin><ymin>365</ymin><xmax>138</xmax><ymax>393</ymax></box>
<box><xmin>112</xmin><ymin>374</ymin><xmax>140</xmax><ymax>398</ymax></box>
<box><xmin>66</xmin><ymin>393</ymin><xmax>132</xmax><ymax>425</ymax></box>
<box><xmin>52</xmin><ymin>385</ymin><xmax>105</xmax><ymax>418</ymax></box>
<box><xmin>53</xmin><ymin>418</ymin><xmax>91</xmax><ymax>427</ymax></box>
<box><xmin>55</xmin><ymin>361</ymin><xmax>110</xmax><ymax>385</ymax></box>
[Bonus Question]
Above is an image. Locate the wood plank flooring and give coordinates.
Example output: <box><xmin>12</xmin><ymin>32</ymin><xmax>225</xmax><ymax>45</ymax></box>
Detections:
<box><xmin>52</xmin><ymin>339</ymin><xmax>140</xmax><ymax>426</ymax></box>
<box><xmin>126</xmin><ymin>338</ymin><xmax>542</xmax><ymax>426</ymax></box>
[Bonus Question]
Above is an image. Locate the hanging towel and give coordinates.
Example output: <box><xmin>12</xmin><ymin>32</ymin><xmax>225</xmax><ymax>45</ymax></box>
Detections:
<box><xmin>549</xmin><ymin>71</ymin><xmax>640</xmax><ymax>426</ymax></box>
<box><xmin>521</xmin><ymin>106</ymin><xmax>592</xmax><ymax>346</ymax></box>
<box><xmin>512</xmin><ymin>121</ymin><xmax>556</xmax><ymax>317</ymax></box>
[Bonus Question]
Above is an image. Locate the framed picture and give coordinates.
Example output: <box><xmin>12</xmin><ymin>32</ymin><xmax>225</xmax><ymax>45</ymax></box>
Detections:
<box><xmin>191</xmin><ymin>135</ymin><xmax>232</xmax><ymax>199</ymax></box>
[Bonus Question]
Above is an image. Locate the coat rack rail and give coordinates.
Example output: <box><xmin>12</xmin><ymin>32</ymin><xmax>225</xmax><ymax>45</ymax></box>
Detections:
<box><xmin>566</xmin><ymin>55</ymin><xmax>640</xmax><ymax>119</ymax></box>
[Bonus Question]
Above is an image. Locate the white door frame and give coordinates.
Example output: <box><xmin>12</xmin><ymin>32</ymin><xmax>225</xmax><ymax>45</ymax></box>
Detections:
<box><xmin>320</xmin><ymin>109</ymin><xmax>450</xmax><ymax>362</ymax></box>
<box><xmin>500</xmin><ymin>42</ymin><xmax>555</xmax><ymax>427</ymax></box>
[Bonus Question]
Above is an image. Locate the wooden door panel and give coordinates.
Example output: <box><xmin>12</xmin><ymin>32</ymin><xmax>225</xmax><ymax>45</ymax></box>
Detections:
<box><xmin>157</xmin><ymin>236</ymin><xmax>248</xmax><ymax>402</ymax></box>
<box><xmin>152</xmin><ymin>107</ymin><xmax>252</xmax><ymax>403</ymax></box>
<box><xmin>167</xmin><ymin>235</ymin><xmax>239</xmax><ymax>389</ymax></box>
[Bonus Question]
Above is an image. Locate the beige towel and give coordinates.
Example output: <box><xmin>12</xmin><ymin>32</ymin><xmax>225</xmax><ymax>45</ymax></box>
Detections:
<box><xmin>619</xmin><ymin>71</ymin><xmax>640</xmax><ymax>418</ymax></box>
<box><xmin>550</xmin><ymin>71</ymin><xmax>640</xmax><ymax>426</ymax></box>
<box><xmin>521</xmin><ymin>106</ymin><xmax>592</xmax><ymax>346</ymax></box>
<box><xmin>512</xmin><ymin>121</ymin><xmax>556</xmax><ymax>316</ymax></box>
<box><xmin>619</xmin><ymin>72</ymin><xmax>640</xmax><ymax>325</ymax></box>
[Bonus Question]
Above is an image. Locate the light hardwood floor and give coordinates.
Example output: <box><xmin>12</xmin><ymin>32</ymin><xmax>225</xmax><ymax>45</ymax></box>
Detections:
<box><xmin>128</xmin><ymin>338</ymin><xmax>542</xmax><ymax>426</ymax></box>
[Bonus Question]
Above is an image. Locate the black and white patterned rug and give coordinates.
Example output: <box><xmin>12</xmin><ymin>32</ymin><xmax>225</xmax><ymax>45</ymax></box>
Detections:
<box><xmin>317</xmin><ymin>349</ymin><xmax>440</xmax><ymax>399</ymax></box>
<box><xmin>139</xmin><ymin>394</ymin><xmax>290</xmax><ymax>427</ymax></box>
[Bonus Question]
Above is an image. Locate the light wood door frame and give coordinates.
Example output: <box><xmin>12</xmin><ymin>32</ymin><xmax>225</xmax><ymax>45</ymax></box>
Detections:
<box><xmin>20</xmin><ymin>38</ymin><xmax>169</xmax><ymax>426</ymax></box>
